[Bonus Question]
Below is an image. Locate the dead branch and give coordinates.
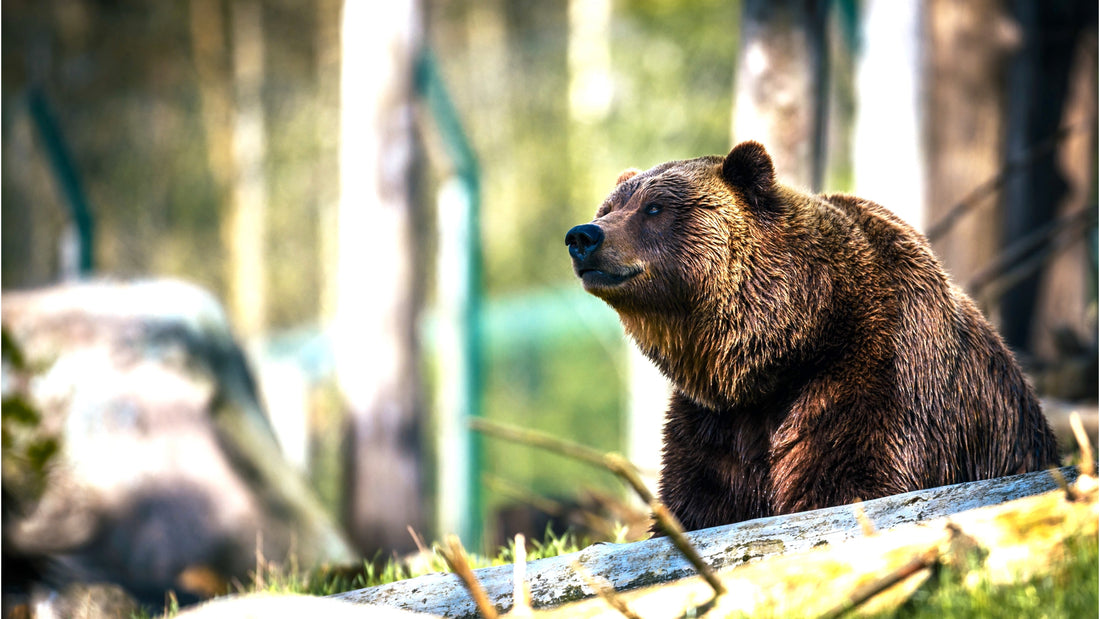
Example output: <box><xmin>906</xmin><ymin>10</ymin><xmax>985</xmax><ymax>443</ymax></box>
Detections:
<box><xmin>967</xmin><ymin>207</ymin><xmax>1096</xmax><ymax>293</ymax></box>
<box><xmin>649</xmin><ymin>502</ymin><xmax>726</xmax><ymax>597</ymax></box>
<box><xmin>973</xmin><ymin>222</ymin><xmax>1092</xmax><ymax>307</ymax></box>
<box><xmin>334</xmin><ymin>468</ymin><xmax>1081</xmax><ymax>617</ymax></box>
<box><xmin>539</xmin><ymin>472</ymin><xmax>1097</xmax><ymax>618</ymax></box>
<box><xmin>440</xmin><ymin>535</ymin><xmax>498</xmax><ymax>619</ymax></box>
<box><xmin>473</xmin><ymin>418</ymin><xmax>726</xmax><ymax>598</ymax></box>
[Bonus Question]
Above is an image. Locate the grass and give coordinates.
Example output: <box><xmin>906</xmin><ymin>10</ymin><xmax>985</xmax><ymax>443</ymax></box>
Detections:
<box><xmin>140</xmin><ymin>528</ymin><xmax>592</xmax><ymax>617</ymax></box>
<box><xmin>881</xmin><ymin>530</ymin><xmax>1099</xmax><ymax>619</ymax></box>
<box><xmin>236</xmin><ymin>526</ymin><xmax>593</xmax><ymax>598</ymax></box>
<box><xmin>146</xmin><ymin>526</ymin><xmax>1096</xmax><ymax>619</ymax></box>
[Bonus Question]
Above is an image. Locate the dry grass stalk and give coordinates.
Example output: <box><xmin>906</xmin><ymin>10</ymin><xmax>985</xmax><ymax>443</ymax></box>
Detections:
<box><xmin>852</xmin><ymin>500</ymin><xmax>876</xmax><ymax>536</ymax></box>
<box><xmin>440</xmin><ymin>534</ymin><xmax>498</xmax><ymax>619</ymax></box>
<box><xmin>1069</xmin><ymin>411</ymin><xmax>1095</xmax><ymax>477</ymax></box>
<box><xmin>511</xmin><ymin>533</ymin><xmax>532</xmax><ymax>617</ymax></box>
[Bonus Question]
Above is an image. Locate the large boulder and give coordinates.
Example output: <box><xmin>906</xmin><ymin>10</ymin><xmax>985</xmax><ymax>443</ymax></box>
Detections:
<box><xmin>1</xmin><ymin>279</ymin><xmax>354</xmax><ymax>606</ymax></box>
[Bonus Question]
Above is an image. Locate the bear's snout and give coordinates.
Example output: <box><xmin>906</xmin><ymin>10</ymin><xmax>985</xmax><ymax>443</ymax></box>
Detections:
<box><xmin>565</xmin><ymin>223</ymin><xmax>604</xmax><ymax>262</ymax></box>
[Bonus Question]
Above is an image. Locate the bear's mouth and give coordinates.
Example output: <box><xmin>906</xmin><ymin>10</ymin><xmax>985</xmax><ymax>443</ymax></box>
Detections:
<box><xmin>578</xmin><ymin>265</ymin><xmax>643</xmax><ymax>288</ymax></box>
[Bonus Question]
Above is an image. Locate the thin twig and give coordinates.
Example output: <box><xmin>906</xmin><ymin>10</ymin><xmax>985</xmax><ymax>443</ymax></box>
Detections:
<box><xmin>483</xmin><ymin>474</ymin><xmax>571</xmax><ymax>519</ymax></box>
<box><xmin>407</xmin><ymin>525</ymin><xmax>429</xmax><ymax>555</ymax></box>
<box><xmin>571</xmin><ymin>561</ymin><xmax>644</xmax><ymax>619</ymax></box>
<box><xmin>1048</xmin><ymin>466</ymin><xmax>1077</xmax><ymax>502</ymax></box>
<box><xmin>484</xmin><ymin>474</ymin><xmax>630</xmax><ymax>539</ymax></box>
<box><xmin>253</xmin><ymin>530</ymin><xmax>265</xmax><ymax>591</ymax></box>
<box><xmin>649</xmin><ymin>502</ymin><xmax>727</xmax><ymax>597</ymax></box>
<box><xmin>820</xmin><ymin>546</ymin><xmax>940</xmax><ymax>619</ymax></box>
<box><xmin>974</xmin><ymin>225</ymin><xmax>1089</xmax><ymax>307</ymax></box>
<box><xmin>440</xmin><ymin>535</ymin><xmax>498</xmax><ymax>619</ymax></box>
<box><xmin>472</xmin><ymin>418</ymin><xmax>727</xmax><ymax>598</ymax></box>
<box><xmin>470</xmin><ymin>417</ymin><xmax>617</xmax><ymax>474</ymax></box>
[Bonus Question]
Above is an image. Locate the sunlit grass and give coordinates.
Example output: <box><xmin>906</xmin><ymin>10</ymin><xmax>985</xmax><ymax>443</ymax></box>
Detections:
<box><xmin>880</xmin><ymin>531</ymin><xmax>1099</xmax><ymax>619</ymax></box>
<box><xmin>149</xmin><ymin>528</ymin><xmax>1096</xmax><ymax>619</ymax></box>
<box><xmin>233</xmin><ymin>526</ymin><xmax>594</xmax><ymax>599</ymax></box>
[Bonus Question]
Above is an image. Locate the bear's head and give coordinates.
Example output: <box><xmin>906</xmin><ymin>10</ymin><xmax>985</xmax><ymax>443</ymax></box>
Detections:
<box><xmin>565</xmin><ymin>141</ymin><xmax>830</xmax><ymax>408</ymax></box>
<box><xmin>565</xmin><ymin>141</ymin><xmax>780</xmax><ymax>311</ymax></box>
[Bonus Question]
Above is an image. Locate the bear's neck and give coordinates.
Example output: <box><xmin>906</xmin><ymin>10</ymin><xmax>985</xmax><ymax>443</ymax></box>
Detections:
<box><xmin>619</xmin><ymin>290</ymin><xmax>866</xmax><ymax>412</ymax></box>
<box><xmin>620</xmin><ymin>310</ymin><xmax>778</xmax><ymax>410</ymax></box>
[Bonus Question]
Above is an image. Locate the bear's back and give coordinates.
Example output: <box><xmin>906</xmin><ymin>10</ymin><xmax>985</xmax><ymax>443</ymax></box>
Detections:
<box><xmin>818</xmin><ymin>192</ymin><xmax>1057</xmax><ymax>484</ymax></box>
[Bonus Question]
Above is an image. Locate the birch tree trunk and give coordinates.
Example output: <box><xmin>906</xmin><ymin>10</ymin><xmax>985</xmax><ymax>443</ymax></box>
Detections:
<box><xmin>853</xmin><ymin>0</ymin><xmax>925</xmax><ymax>230</ymax></box>
<box><xmin>334</xmin><ymin>0</ymin><xmax>425</xmax><ymax>555</ymax></box>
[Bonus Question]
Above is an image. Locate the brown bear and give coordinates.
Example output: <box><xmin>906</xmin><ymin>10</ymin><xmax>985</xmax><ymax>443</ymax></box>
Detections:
<box><xmin>565</xmin><ymin>141</ymin><xmax>1058</xmax><ymax>532</ymax></box>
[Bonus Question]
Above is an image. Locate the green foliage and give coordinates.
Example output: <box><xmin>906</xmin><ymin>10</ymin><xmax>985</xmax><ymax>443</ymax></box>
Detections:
<box><xmin>481</xmin><ymin>318</ymin><xmax>627</xmax><ymax>537</ymax></box>
<box><xmin>880</xmin><ymin>532</ymin><xmax>1099</xmax><ymax>619</ymax></box>
<box><xmin>1</xmin><ymin>329</ymin><xmax>60</xmax><ymax>508</ymax></box>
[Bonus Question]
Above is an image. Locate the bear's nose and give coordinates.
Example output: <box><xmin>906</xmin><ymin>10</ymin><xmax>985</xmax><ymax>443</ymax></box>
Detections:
<box><xmin>565</xmin><ymin>224</ymin><xmax>604</xmax><ymax>261</ymax></box>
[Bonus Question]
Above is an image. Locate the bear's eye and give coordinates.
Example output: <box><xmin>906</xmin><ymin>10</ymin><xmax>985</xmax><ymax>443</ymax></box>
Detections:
<box><xmin>644</xmin><ymin>203</ymin><xmax>663</xmax><ymax>216</ymax></box>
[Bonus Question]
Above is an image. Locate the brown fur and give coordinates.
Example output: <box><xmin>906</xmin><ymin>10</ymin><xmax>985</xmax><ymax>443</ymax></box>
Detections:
<box><xmin>566</xmin><ymin>141</ymin><xmax>1058</xmax><ymax>532</ymax></box>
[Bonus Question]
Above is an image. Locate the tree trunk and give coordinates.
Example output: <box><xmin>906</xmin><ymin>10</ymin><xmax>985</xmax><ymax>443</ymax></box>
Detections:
<box><xmin>732</xmin><ymin>0</ymin><xmax>830</xmax><ymax>191</ymax></box>
<box><xmin>334</xmin><ymin>0</ymin><xmax>425</xmax><ymax>555</ymax></box>
<box><xmin>922</xmin><ymin>0</ymin><xmax>1017</xmax><ymax>321</ymax></box>
<box><xmin>853</xmin><ymin>0</ymin><xmax>925</xmax><ymax>229</ymax></box>
<box><xmin>335</xmin><ymin>468</ymin><xmax>1081</xmax><ymax>617</ymax></box>
<box><xmin>1001</xmin><ymin>1</ymin><xmax>1097</xmax><ymax>366</ymax></box>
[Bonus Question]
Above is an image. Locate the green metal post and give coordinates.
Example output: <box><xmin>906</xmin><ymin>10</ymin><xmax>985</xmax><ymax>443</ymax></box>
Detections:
<box><xmin>27</xmin><ymin>87</ymin><xmax>95</xmax><ymax>276</ymax></box>
<box><xmin>416</xmin><ymin>49</ymin><xmax>484</xmax><ymax>550</ymax></box>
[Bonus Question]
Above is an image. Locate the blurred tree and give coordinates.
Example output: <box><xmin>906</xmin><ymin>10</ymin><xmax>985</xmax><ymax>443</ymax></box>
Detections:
<box><xmin>227</xmin><ymin>0</ymin><xmax>269</xmax><ymax>338</ymax></box>
<box><xmin>922</xmin><ymin>0</ymin><xmax>1018</xmax><ymax>318</ymax></box>
<box><xmin>1000</xmin><ymin>0</ymin><xmax>1097</xmax><ymax>369</ymax></box>
<box><xmin>853</xmin><ymin>0</ymin><xmax>924</xmax><ymax>228</ymax></box>
<box><xmin>189</xmin><ymin>0</ymin><xmax>270</xmax><ymax>339</ymax></box>
<box><xmin>732</xmin><ymin>0</ymin><xmax>830</xmax><ymax>190</ymax></box>
<box><xmin>334</xmin><ymin>0</ymin><xmax>426</xmax><ymax>555</ymax></box>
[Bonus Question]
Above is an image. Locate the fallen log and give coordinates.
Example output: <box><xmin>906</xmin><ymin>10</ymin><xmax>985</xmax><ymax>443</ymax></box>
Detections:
<box><xmin>538</xmin><ymin>471</ymin><xmax>1098</xmax><ymax>618</ymax></box>
<box><xmin>332</xmin><ymin>467</ymin><xmax>1080</xmax><ymax>617</ymax></box>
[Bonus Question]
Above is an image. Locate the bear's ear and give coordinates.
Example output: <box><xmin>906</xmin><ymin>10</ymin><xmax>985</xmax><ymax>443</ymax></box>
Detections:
<box><xmin>721</xmin><ymin>141</ymin><xmax>779</xmax><ymax>213</ymax></box>
<box><xmin>616</xmin><ymin>168</ymin><xmax>641</xmax><ymax>185</ymax></box>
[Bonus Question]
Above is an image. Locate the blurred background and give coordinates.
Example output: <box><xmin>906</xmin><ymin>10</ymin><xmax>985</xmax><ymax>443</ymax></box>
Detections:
<box><xmin>2</xmin><ymin>0</ymin><xmax>1097</xmax><ymax>612</ymax></box>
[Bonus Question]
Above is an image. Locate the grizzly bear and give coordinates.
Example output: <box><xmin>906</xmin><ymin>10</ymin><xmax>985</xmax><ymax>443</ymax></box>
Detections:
<box><xmin>565</xmin><ymin>141</ymin><xmax>1058</xmax><ymax>532</ymax></box>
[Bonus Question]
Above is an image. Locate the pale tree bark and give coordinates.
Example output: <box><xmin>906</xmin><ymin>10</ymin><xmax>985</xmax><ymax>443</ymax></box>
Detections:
<box><xmin>922</xmin><ymin>0</ymin><xmax>1018</xmax><ymax>324</ymax></box>
<box><xmin>853</xmin><ymin>0</ymin><xmax>925</xmax><ymax>230</ymax></box>
<box><xmin>732</xmin><ymin>0</ymin><xmax>829</xmax><ymax>191</ymax></box>
<box><xmin>334</xmin><ymin>0</ymin><xmax>425</xmax><ymax>555</ymax></box>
